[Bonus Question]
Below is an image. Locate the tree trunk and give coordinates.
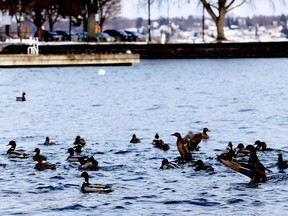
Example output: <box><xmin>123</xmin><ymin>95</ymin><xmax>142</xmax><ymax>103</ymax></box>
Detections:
<box><xmin>87</xmin><ymin>13</ymin><xmax>96</xmax><ymax>41</ymax></box>
<box><xmin>200</xmin><ymin>0</ymin><xmax>228</xmax><ymax>43</ymax></box>
<box><xmin>216</xmin><ymin>15</ymin><xmax>226</xmax><ymax>42</ymax></box>
<box><xmin>5</xmin><ymin>25</ymin><xmax>10</xmax><ymax>36</ymax></box>
<box><xmin>17</xmin><ymin>22</ymin><xmax>22</xmax><ymax>41</ymax></box>
<box><xmin>49</xmin><ymin>18</ymin><xmax>53</xmax><ymax>31</ymax></box>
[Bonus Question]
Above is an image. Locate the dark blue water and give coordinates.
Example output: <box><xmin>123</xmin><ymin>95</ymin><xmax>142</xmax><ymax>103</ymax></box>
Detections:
<box><xmin>1</xmin><ymin>58</ymin><xmax>288</xmax><ymax>215</ymax></box>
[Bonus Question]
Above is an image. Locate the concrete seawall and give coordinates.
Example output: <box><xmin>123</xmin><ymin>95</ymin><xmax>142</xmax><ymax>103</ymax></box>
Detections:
<box><xmin>1</xmin><ymin>41</ymin><xmax>288</xmax><ymax>60</ymax></box>
<box><xmin>0</xmin><ymin>53</ymin><xmax>140</xmax><ymax>67</ymax></box>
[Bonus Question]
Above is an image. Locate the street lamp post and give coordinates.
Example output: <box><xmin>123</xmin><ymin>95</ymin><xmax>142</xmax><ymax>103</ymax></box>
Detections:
<box><xmin>148</xmin><ymin>0</ymin><xmax>151</xmax><ymax>42</ymax></box>
<box><xmin>69</xmin><ymin>2</ymin><xmax>72</xmax><ymax>41</ymax></box>
<box><xmin>202</xmin><ymin>5</ymin><xmax>205</xmax><ymax>42</ymax></box>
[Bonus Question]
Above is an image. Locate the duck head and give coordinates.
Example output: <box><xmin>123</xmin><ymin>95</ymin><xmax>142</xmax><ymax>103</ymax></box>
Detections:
<box><xmin>171</xmin><ymin>132</ymin><xmax>182</xmax><ymax>139</ymax></box>
<box><xmin>236</xmin><ymin>143</ymin><xmax>245</xmax><ymax>150</ymax></box>
<box><xmin>75</xmin><ymin>135</ymin><xmax>81</xmax><ymax>142</ymax></box>
<box><xmin>227</xmin><ymin>142</ymin><xmax>233</xmax><ymax>149</ymax></box>
<box><xmin>203</xmin><ymin>128</ymin><xmax>210</xmax><ymax>133</ymax></box>
<box><xmin>162</xmin><ymin>158</ymin><xmax>169</xmax><ymax>166</ymax></box>
<box><xmin>7</xmin><ymin>140</ymin><xmax>16</xmax><ymax>149</ymax></box>
<box><xmin>79</xmin><ymin>171</ymin><xmax>89</xmax><ymax>183</ymax></box>
<box><xmin>278</xmin><ymin>154</ymin><xmax>283</xmax><ymax>162</ymax></box>
<box><xmin>194</xmin><ymin>159</ymin><xmax>204</xmax><ymax>167</ymax></box>
<box><xmin>245</xmin><ymin>145</ymin><xmax>256</xmax><ymax>153</ymax></box>
<box><xmin>155</xmin><ymin>133</ymin><xmax>160</xmax><ymax>140</ymax></box>
<box><xmin>67</xmin><ymin>148</ymin><xmax>75</xmax><ymax>156</ymax></box>
<box><xmin>34</xmin><ymin>148</ymin><xmax>40</xmax><ymax>155</ymax></box>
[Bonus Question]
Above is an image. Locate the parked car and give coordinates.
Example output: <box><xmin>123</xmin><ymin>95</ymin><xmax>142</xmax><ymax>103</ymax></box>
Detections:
<box><xmin>55</xmin><ymin>30</ymin><xmax>71</xmax><ymax>41</ymax></box>
<box><xmin>0</xmin><ymin>32</ymin><xmax>10</xmax><ymax>42</ymax></box>
<box><xmin>96</xmin><ymin>32</ymin><xmax>115</xmax><ymax>42</ymax></box>
<box><xmin>76</xmin><ymin>32</ymin><xmax>88</xmax><ymax>42</ymax></box>
<box><xmin>125</xmin><ymin>30</ymin><xmax>147</xmax><ymax>42</ymax></box>
<box><xmin>34</xmin><ymin>30</ymin><xmax>62</xmax><ymax>41</ymax></box>
<box><xmin>103</xmin><ymin>29</ymin><xmax>132</xmax><ymax>42</ymax></box>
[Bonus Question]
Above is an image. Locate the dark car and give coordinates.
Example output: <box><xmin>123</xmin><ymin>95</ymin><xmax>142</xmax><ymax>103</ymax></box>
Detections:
<box><xmin>76</xmin><ymin>32</ymin><xmax>88</xmax><ymax>42</ymax></box>
<box><xmin>55</xmin><ymin>30</ymin><xmax>71</xmax><ymax>41</ymax></box>
<box><xmin>34</xmin><ymin>30</ymin><xmax>62</xmax><ymax>41</ymax></box>
<box><xmin>125</xmin><ymin>31</ymin><xmax>147</xmax><ymax>42</ymax></box>
<box><xmin>96</xmin><ymin>32</ymin><xmax>115</xmax><ymax>42</ymax></box>
<box><xmin>103</xmin><ymin>29</ymin><xmax>132</xmax><ymax>42</ymax></box>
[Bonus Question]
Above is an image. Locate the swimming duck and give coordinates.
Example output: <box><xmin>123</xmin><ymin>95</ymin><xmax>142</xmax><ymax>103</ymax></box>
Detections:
<box><xmin>34</xmin><ymin>157</ymin><xmax>56</xmax><ymax>171</ymax></box>
<box><xmin>160</xmin><ymin>158</ymin><xmax>180</xmax><ymax>169</ymax></box>
<box><xmin>194</xmin><ymin>160</ymin><xmax>214</xmax><ymax>171</ymax></box>
<box><xmin>225</xmin><ymin>142</ymin><xmax>237</xmax><ymax>159</ymax></box>
<box><xmin>80</xmin><ymin>156</ymin><xmax>99</xmax><ymax>171</ymax></box>
<box><xmin>183</xmin><ymin>131</ymin><xmax>194</xmax><ymax>144</ymax></box>
<box><xmin>235</xmin><ymin>143</ymin><xmax>251</xmax><ymax>157</ymax></box>
<box><xmin>152</xmin><ymin>133</ymin><xmax>170</xmax><ymax>150</ymax></box>
<box><xmin>171</xmin><ymin>132</ymin><xmax>192</xmax><ymax>162</ymax></box>
<box><xmin>6</xmin><ymin>140</ymin><xmax>29</xmax><ymax>158</ymax></box>
<box><xmin>130</xmin><ymin>134</ymin><xmax>141</xmax><ymax>143</ymax></box>
<box><xmin>201</xmin><ymin>128</ymin><xmax>210</xmax><ymax>139</ymax></box>
<box><xmin>161</xmin><ymin>143</ymin><xmax>170</xmax><ymax>151</ymax></box>
<box><xmin>16</xmin><ymin>92</ymin><xmax>26</xmax><ymax>101</ymax></box>
<box><xmin>66</xmin><ymin>148</ymin><xmax>89</xmax><ymax>163</ymax></box>
<box><xmin>74</xmin><ymin>135</ymin><xmax>86</xmax><ymax>146</ymax></box>
<box><xmin>33</xmin><ymin>148</ymin><xmax>47</xmax><ymax>162</ymax></box>
<box><xmin>276</xmin><ymin>154</ymin><xmax>288</xmax><ymax>169</ymax></box>
<box><xmin>218</xmin><ymin>151</ymin><xmax>267</xmax><ymax>183</ymax></box>
<box><xmin>226</xmin><ymin>142</ymin><xmax>235</xmax><ymax>152</ymax></box>
<box><xmin>186</xmin><ymin>132</ymin><xmax>203</xmax><ymax>151</ymax></box>
<box><xmin>254</xmin><ymin>140</ymin><xmax>272</xmax><ymax>151</ymax></box>
<box><xmin>44</xmin><ymin>136</ymin><xmax>55</xmax><ymax>145</ymax></box>
<box><xmin>152</xmin><ymin>133</ymin><xmax>164</xmax><ymax>147</ymax></box>
<box><xmin>74</xmin><ymin>144</ymin><xmax>84</xmax><ymax>153</ymax></box>
<box><xmin>78</xmin><ymin>172</ymin><xmax>112</xmax><ymax>193</ymax></box>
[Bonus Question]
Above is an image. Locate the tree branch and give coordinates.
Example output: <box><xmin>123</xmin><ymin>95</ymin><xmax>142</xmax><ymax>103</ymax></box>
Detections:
<box><xmin>226</xmin><ymin>0</ymin><xmax>248</xmax><ymax>12</ymax></box>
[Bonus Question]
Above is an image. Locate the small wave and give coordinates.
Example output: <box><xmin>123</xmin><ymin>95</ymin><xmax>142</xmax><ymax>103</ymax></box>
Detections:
<box><xmin>114</xmin><ymin>206</ymin><xmax>126</xmax><ymax>209</ymax></box>
<box><xmin>163</xmin><ymin>199</ymin><xmax>220</xmax><ymax>207</ymax></box>
<box><xmin>238</xmin><ymin>108</ymin><xmax>255</xmax><ymax>112</ymax></box>
<box><xmin>145</xmin><ymin>104</ymin><xmax>162</xmax><ymax>111</ymax></box>
<box><xmin>122</xmin><ymin>196</ymin><xmax>139</xmax><ymax>200</ymax></box>
<box><xmin>51</xmin><ymin>203</ymin><xmax>86</xmax><ymax>211</ymax></box>
<box><xmin>227</xmin><ymin>198</ymin><xmax>244</xmax><ymax>204</ymax></box>
<box><xmin>92</xmin><ymin>104</ymin><xmax>103</xmax><ymax>107</ymax></box>
<box><xmin>100</xmin><ymin>164</ymin><xmax>127</xmax><ymax>171</ymax></box>
<box><xmin>50</xmin><ymin>175</ymin><xmax>65</xmax><ymax>180</ymax></box>
<box><xmin>114</xmin><ymin>150</ymin><xmax>131</xmax><ymax>154</ymax></box>
<box><xmin>35</xmin><ymin>185</ymin><xmax>60</xmax><ymax>192</ymax></box>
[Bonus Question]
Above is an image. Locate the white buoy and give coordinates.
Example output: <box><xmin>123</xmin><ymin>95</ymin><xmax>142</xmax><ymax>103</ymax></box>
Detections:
<box><xmin>98</xmin><ymin>69</ymin><xmax>106</xmax><ymax>75</ymax></box>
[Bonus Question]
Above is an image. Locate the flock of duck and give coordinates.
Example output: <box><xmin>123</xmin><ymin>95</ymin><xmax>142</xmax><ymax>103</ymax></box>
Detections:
<box><xmin>4</xmin><ymin>92</ymin><xmax>288</xmax><ymax>194</ymax></box>
<box><xmin>5</xmin><ymin>135</ymin><xmax>112</xmax><ymax>193</ymax></box>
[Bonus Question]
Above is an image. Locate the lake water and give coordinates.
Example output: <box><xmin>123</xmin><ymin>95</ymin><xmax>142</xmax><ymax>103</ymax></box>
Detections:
<box><xmin>1</xmin><ymin>58</ymin><xmax>288</xmax><ymax>215</ymax></box>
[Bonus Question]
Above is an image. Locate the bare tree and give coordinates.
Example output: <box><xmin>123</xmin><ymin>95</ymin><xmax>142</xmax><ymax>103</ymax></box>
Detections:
<box><xmin>198</xmin><ymin>0</ymin><xmax>249</xmax><ymax>42</ymax></box>
<box><xmin>99</xmin><ymin>0</ymin><xmax>121</xmax><ymax>31</ymax></box>
<box><xmin>198</xmin><ymin>0</ymin><xmax>288</xmax><ymax>42</ymax></box>
<box><xmin>139</xmin><ymin>0</ymin><xmax>286</xmax><ymax>42</ymax></box>
<box><xmin>82</xmin><ymin>0</ymin><xmax>120</xmax><ymax>41</ymax></box>
<box><xmin>45</xmin><ymin>0</ymin><xmax>60</xmax><ymax>31</ymax></box>
<box><xmin>0</xmin><ymin>0</ymin><xmax>27</xmax><ymax>39</ymax></box>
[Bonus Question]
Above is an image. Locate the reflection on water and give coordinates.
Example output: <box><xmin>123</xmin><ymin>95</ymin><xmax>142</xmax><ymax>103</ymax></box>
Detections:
<box><xmin>1</xmin><ymin>59</ymin><xmax>288</xmax><ymax>215</ymax></box>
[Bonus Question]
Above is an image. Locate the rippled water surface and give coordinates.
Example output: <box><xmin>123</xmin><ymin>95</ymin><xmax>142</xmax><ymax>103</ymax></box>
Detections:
<box><xmin>1</xmin><ymin>58</ymin><xmax>288</xmax><ymax>215</ymax></box>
